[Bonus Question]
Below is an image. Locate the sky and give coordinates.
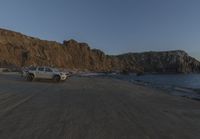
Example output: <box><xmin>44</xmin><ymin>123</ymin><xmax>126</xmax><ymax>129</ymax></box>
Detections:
<box><xmin>0</xmin><ymin>0</ymin><xmax>200</xmax><ymax>59</ymax></box>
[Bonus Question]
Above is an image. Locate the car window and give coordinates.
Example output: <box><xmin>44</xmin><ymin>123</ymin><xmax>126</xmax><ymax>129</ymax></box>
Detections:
<box><xmin>45</xmin><ymin>68</ymin><xmax>53</xmax><ymax>72</ymax></box>
<box><xmin>38</xmin><ymin>67</ymin><xmax>44</xmax><ymax>71</ymax></box>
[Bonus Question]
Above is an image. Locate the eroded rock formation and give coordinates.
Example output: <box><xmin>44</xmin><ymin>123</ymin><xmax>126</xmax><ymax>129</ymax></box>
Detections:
<box><xmin>0</xmin><ymin>28</ymin><xmax>200</xmax><ymax>73</ymax></box>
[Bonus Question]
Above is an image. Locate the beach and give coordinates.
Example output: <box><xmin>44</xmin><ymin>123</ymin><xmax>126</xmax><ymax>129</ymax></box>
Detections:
<box><xmin>0</xmin><ymin>74</ymin><xmax>199</xmax><ymax>139</ymax></box>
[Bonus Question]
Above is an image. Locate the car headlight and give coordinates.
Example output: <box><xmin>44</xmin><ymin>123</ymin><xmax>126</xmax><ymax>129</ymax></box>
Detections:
<box><xmin>60</xmin><ymin>72</ymin><xmax>66</xmax><ymax>76</ymax></box>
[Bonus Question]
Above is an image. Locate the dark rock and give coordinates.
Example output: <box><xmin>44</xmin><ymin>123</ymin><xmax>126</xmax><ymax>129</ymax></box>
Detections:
<box><xmin>117</xmin><ymin>50</ymin><xmax>200</xmax><ymax>73</ymax></box>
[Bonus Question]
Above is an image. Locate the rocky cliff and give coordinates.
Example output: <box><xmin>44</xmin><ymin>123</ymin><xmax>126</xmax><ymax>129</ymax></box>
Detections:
<box><xmin>0</xmin><ymin>28</ymin><xmax>120</xmax><ymax>72</ymax></box>
<box><xmin>118</xmin><ymin>51</ymin><xmax>200</xmax><ymax>73</ymax></box>
<box><xmin>0</xmin><ymin>28</ymin><xmax>200</xmax><ymax>73</ymax></box>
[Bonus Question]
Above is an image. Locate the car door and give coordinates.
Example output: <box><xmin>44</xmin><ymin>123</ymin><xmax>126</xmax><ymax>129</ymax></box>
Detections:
<box><xmin>44</xmin><ymin>67</ymin><xmax>54</xmax><ymax>79</ymax></box>
<box><xmin>36</xmin><ymin>67</ymin><xmax>45</xmax><ymax>78</ymax></box>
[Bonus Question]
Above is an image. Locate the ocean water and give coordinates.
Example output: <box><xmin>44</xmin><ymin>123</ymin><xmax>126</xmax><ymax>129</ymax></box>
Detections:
<box><xmin>110</xmin><ymin>73</ymin><xmax>200</xmax><ymax>100</ymax></box>
<box><xmin>116</xmin><ymin>74</ymin><xmax>200</xmax><ymax>89</ymax></box>
<box><xmin>79</xmin><ymin>73</ymin><xmax>200</xmax><ymax>101</ymax></box>
<box><xmin>82</xmin><ymin>73</ymin><xmax>200</xmax><ymax>100</ymax></box>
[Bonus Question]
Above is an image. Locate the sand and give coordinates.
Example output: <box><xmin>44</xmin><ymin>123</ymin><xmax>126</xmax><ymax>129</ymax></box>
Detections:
<box><xmin>0</xmin><ymin>74</ymin><xmax>199</xmax><ymax>139</ymax></box>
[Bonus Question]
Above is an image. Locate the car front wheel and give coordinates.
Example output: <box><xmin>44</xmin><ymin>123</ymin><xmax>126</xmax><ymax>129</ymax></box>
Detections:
<box><xmin>53</xmin><ymin>75</ymin><xmax>60</xmax><ymax>82</ymax></box>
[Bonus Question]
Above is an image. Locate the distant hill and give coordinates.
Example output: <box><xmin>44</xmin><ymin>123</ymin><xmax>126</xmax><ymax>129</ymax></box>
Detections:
<box><xmin>0</xmin><ymin>28</ymin><xmax>200</xmax><ymax>73</ymax></box>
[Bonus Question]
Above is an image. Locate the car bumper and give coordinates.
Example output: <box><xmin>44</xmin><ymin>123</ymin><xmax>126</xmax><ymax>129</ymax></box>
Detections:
<box><xmin>60</xmin><ymin>75</ymin><xmax>67</xmax><ymax>80</ymax></box>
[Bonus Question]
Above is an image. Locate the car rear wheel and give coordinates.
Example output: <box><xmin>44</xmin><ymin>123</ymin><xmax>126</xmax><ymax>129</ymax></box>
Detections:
<box><xmin>27</xmin><ymin>74</ymin><xmax>34</xmax><ymax>81</ymax></box>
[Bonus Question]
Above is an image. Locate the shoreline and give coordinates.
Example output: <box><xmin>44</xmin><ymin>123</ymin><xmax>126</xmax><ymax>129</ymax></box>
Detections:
<box><xmin>77</xmin><ymin>73</ymin><xmax>200</xmax><ymax>101</ymax></box>
<box><xmin>2</xmin><ymin>71</ymin><xmax>199</xmax><ymax>101</ymax></box>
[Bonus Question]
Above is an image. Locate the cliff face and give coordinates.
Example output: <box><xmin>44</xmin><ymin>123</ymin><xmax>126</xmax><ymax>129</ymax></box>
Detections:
<box><xmin>0</xmin><ymin>28</ymin><xmax>120</xmax><ymax>72</ymax></box>
<box><xmin>117</xmin><ymin>51</ymin><xmax>200</xmax><ymax>73</ymax></box>
<box><xmin>0</xmin><ymin>28</ymin><xmax>200</xmax><ymax>73</ymax></box>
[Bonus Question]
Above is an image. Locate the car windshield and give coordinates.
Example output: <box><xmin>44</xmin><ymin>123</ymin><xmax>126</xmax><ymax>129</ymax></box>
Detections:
<box><xmin>53</xmin><ymin>68</ymin><xmax>60</xmax><ymax>72</ymax></box>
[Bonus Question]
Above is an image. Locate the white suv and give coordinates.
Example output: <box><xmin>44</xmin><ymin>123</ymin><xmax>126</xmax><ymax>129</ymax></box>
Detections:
<box><xmin>26</xmin><ymin>67</ymin><xmax>67</xmax><ymax>82</ymax></box>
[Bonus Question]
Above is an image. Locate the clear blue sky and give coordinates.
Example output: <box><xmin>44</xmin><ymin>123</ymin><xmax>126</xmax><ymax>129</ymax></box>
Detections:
<box><xmin>0</xmin><ymin>0</ymin><xmax>200</xmax><ymax>59</ymax></box>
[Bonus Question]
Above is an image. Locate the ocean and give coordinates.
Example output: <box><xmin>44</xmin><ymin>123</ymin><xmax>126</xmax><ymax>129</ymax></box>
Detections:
<box><xmin>81</xmin><ymin>73</ymin><xmax>200</xmax><ymax>101</ymax></box>
<box><xmin>111</xmin><ymin>73</ymin><xmax>200</xmax><ymax>101</ymax></box>
<box><xmin>114</xmin><ymin>74</ymin><xmax>200</xmax><ymax>88</ymax></box>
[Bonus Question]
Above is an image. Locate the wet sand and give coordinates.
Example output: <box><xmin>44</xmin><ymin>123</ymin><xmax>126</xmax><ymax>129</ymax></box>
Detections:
<box><xmin>0</xmin><ymin>74</ymin><xmax>199</xmax><ymax>139</ymax></box>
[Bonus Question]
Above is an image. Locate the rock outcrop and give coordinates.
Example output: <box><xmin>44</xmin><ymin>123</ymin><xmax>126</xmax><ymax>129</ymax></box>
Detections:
<box><xmin>0</xmin><ymin>28</ymin><xmax>200</xmax><ymax>73</ymax></box>
<box><xmin>117</xmin><ymin>51</ymin><xmax>200</xmax><ymax>73</ymax></box>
